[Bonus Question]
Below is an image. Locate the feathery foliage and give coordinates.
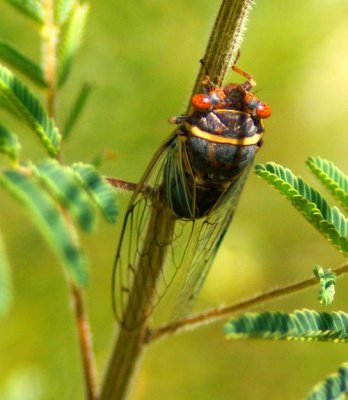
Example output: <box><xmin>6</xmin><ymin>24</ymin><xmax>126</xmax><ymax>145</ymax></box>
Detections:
<box><xmin>0</xmin><ymin>233</ymin><xmax>12</xmax><ymax>317</ymax></box>
<box><xmin>255</xmin><ymin>162</ymin><xmax>348</xmax><ymax>255</ymax></box>
<box><xmin>58</xmin><ymin>2</ymin><xmax>89</xmax><ymax>88</ymax></box>
<box><xmin>0</xmin><ymin>124</ymin><xmax>21</xmax><ymax>162</ymax></box>
<box><xmin>55</xmin><ymin>0</ymin><xmax>76</xmax><ymax>25</ymax></box>
<box><xmin>72</xmin><ymin>163</ymin><xmax>118</xmax><ymax>223</ymax></box>
<box><xmin>307</xmin><ymin>157</ymin><xmax>348</xmax><ymax>210</ymax></box>
<box><xmin>31</xmin><ymin>160</ymin><xmax>96</xmax><ymax>232</ymax></box>
<box><xmin>307</xmin><ymin>363</ymin><xmax>348</xmax><ymax>400</ymax></box>
<box><xmin>4</xmin><ymin>0</ymin><xmax>44</xmax><ymax>24</ymax></box>
<box><xmin>0</xmin><ymin>64</ymin><xmax>61</xmax><ymax>156</ymax></box>
<box><xmin>225</xmin><ymin>309</ymin><xmax>348</xmax><ymax>342</ymax></box>
<box><xmin>313</xmin><ymin>266</ymin><xmax>336</xmax><ymax>306</ymax></box>
<box><xmin>0</xmin><ymin>42</ymin><xmax>47</xmax><ymax>87</ymax></box>
<box><xmin>0</xmin><ymin>170</ymin><xmax>88</xmax><ymax>285</ymax></box>
<box><xmin>62</xmin><ymin>83</ymin><xmax>93</xmax><ymax>139</ymax></box>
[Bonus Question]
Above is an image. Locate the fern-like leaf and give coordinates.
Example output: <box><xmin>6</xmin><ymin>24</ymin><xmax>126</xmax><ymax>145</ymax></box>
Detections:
<box><xmin>4</xmin><ymin>0</ymin><xmax>44</xmax><ymax>24</ymax></box>
<box><xmin>30</xmin><ymin>160</ymin><xmax>96</xmax><ymax>232</ymax></box>
<box><xmin>0</xmin><ymin>170</ymin><xmax>87</xmax><ymax>285</ymax></box>
<box><xmin>255</xmin><ymin>163</ymin><xmax>348</xmax><ymax>255</ymax></box>
<box><xmin>58</xmin><ymin>3</ymin><xmax>89</xmax><ymax>88</ymax></box>
<box><xmin>0</xmin><ymin>64</ymin><xmax>61</xmax><ymax>156</ymax></box>
<box><xmin>55</xmin><ymin>0</ymin><xmax>76</xmax><ymax>25</ymax></box>
<box><xmin>313</xmin><ymin>266</ymin><xmax>336</xmax><ymax>306</ymax></box>
<box><xmin>307</xmin><ymin>363</ymin><xmax>348</xmax><ymax>400</ymax></box>
<box><xmin>307</xmin><ymin>157</ymin><xmax>348</xmax><ymax>210</ymax></box>
<box><xmin>0</xmin><ymin>42</ymin><xmax>47</xmax><ymax>87</ymax></box>
<box><xmin>0</xmin><ymin>124</ymin><xmax>21</xmax><ymax>162</ymax></box>
<box><xmin>72</xmin><ymin>163</ymin><xmax>118</xmax><ymax>223</ymax></box>
<box><xmin>224</xmin><ymin>310</ymin><xmax>348</xmax><ymax>342</ymax></box>
<box><xmin>0</xmin><ymin>232</ymin><xmax>12</xmax><ymax>317</ymax></box>
<box><xmin>62</xmin><ymin>83</ymin><xmax>93</xmax><ymax>139</ymax></box>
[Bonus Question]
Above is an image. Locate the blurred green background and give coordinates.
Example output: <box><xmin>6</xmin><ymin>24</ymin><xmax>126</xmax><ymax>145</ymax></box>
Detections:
<box><xmin>1</xmin><ymin>0</ymin><xmax>348</xmax><ymax>399</ymax></box>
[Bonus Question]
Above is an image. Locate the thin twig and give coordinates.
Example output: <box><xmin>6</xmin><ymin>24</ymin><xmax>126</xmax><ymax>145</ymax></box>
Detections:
<box><xmin>70</xmin><ymin>281</ymin><xmax>99</xmax><ymax>400</ymax></box>
<box><xmin>147</xmin><ymin>262</ymin><xmax>348</xmax><ymax>343</ymax></box>
<box><xmin>42</xmin><ymin>0</ymin><xmax>58</xmax><ymax>118</ymax></box>
<box><xmin>42</xmin><ymin>3</ymin><xmax>98</xmax><ymax>399</ymax></box>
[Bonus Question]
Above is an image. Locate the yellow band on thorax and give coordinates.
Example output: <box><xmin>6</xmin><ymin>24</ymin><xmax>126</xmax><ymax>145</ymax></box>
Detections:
<box><xmin>184</xmin><ymin>122</ymin><xmax>262</xmax><ymax>146</ymax></box>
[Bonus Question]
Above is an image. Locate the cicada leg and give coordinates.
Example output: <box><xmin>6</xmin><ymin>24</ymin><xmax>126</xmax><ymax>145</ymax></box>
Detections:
<box><xmin>168</xmin><ymin>115</ymin><xmax>188</xmax><ymax>125</ymax></box>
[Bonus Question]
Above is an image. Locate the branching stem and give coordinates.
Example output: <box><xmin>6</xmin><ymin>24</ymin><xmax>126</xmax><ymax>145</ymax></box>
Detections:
<box><xmin>147</xmin><ymin>262</ymin><xmax>348</xmax><ymax>343</ymax></box>
<box><xmin>41</xmin><ymin>4</ymin><xmax>98</xmax><ymax>398</ymax></box>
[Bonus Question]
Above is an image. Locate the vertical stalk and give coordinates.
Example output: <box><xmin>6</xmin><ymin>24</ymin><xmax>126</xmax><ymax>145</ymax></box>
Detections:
<box><xmin>100</xmin><ymin>199</ymin><xmax>176</xmax><ymax>400</ymax></box>
<box><xmin>42</xmin><ymin>0</ymin><xmax>58</xmax><ymax>118</ymax></box>
<box><xmin>102</xmin><ymin>0</ymin><xmax>254</xmax><ymax>398</ymax></box>
<box><xmin>41</xmin><ymin>2</ymin><xmax>98</xmax><ymax>399</ymax></box>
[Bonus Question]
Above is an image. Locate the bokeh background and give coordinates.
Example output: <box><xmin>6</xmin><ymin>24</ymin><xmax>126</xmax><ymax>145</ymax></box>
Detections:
<box><xmin>1</xmin><ymin>0</ymin><xmax>348</xmax><ymax>399</ymax></box>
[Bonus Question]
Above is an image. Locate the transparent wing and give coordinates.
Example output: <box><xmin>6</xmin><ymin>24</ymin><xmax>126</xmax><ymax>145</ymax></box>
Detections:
<box><xmin>112</xmin><ymin>129</ymin><xmax>197</xmax><ymax>329</ymax></box>
<box><xmin>170</xmin><ymin>162</ymin><xmax>254</xmax><ymax>321</ymax></box>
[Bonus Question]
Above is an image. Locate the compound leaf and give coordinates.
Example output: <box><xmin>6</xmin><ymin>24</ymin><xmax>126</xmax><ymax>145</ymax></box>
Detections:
<box><xmin>307</xmin><ymin>157</ymin><xmax>348</xmax><ymax>211</ymax></box>
<box><xmin>255</xmin><ymin>163</ymin><xmax>348</xmax><ymax>255</ymax></box>
<box><xmin>0</xmin><ymin>169</ymin><xmax>88</xmax><ymax>285</ymax></box>
<box><xmin>307</xmin><ymin>363</ymin><xmax>348</xmax><ymax>400</ymax></box>
<box><xmin>313</xmin><ymin>266</ymin><xmax>336</xmax><ymax>306</ymax></box>
<box><xmin>62</xmin><ymin>82</ymin><xmax>93</xmax><ymax>139</ymax></box>
<box><xmin>0</xmin><ymin>64</ymin><xmax>61</xmax><ymax>156</ymax></box>
<box><xmin>31</xmin><ymin>160</ymin><xmax>96</xmax><ymax>232</ymax></box>
<box><xmin>72</xmin><ymin>163</ymin><xmax>118</xmax><ymax>223</ymax></box>
<box><xmin>4</xmin><ymin>0</ymin><xmax>44</xmax><ymax>24</ymax></box>
<box><xmin>225</xmin><ymin>310</ymin><xmax>348</xmax><ymax>342</ymax></box>
<box><xmin>55</xmin><ymin>0</ymin><xmax>76</xmax><ymax>25</ymax></box>
<box><xmin>0</xmin><ymin>42</ymin><xmax>47</xmax><ymax>87</ymax></box>
<box><xmin>58</xmin><ymin>3</ymin><xmax>89</xmax><ymax>88</ymax></box>
<box><xmin>0</xmin><ymin>124</ymin><xmax>21</xmax><ymax>162</ymax></box>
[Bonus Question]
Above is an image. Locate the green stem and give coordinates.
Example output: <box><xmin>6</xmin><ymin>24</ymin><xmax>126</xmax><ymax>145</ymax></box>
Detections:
<box><xmin>147</xmin><ymin>261</ymin><xmax>348</xmax><ymax>343</ymax></box>
<box><xmin>100</xmin><ymin>200</ymin><xmax>176</xmax><ymax>399</ymax></box>
<box><xmin>101</xmin><ymin>0</ymin><xmax>255</xmax><ymax>398</ymax></box>
<box><xmin>42</xmin><ymin>3</ymin><xmax>98</xmax><ymax>399</ymax></box>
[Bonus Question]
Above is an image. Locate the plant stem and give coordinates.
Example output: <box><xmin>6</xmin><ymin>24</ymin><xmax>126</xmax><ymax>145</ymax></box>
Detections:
<box><xmin>42</xmin><ymin>0</ymin><xmax>58</xmax><ymax>118</ymax></box>
<box><xmin>188</xmin><ymin>0</ymin><xmax>254</xmax><ymax>113</ymax></box>
<box><xmin>70</xmin><ymin>281</ymin><xmax>99</xmax><ymax>400</ymax></box>
<box><xmin>147</xmin><ymin>262</ymin><xmax>348</xmax><ymax>343</ymax></box>
<box><xmin>102</xmin><ymin>0</ymin><xmax>255</xmax><ymax>398</ymax></box>
<box><xmin>42</xmin><ymin>3</ymin><xmax>98</xmax><ymax>399</ymax></box>
<box><xmin>100</xmin><ymin>200</ymin><xmax>176</xmax><ymax>399</ymax></box>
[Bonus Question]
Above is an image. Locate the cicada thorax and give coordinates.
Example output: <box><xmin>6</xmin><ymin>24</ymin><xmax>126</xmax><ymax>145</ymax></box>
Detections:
<box><xmin>165</xmin><ymin>108</ymin><xmax>264</xmax><ymax>219</ymax></box>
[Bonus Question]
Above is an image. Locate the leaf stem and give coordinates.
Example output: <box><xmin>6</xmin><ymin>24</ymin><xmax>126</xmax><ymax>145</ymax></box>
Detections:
<box><xmin>42</xmin><ymin>0</ymin><xmax>58</xmax><ymax>118</ymax></box>
<box><xmin>70</xmin><ymin>281</ymin><xmax>99</xmax><ymax>400</ymax></box>
<box><xmin>41</xmin><ymin>4</ymin><xmax>98</xmax><ymax>398</ymax></box>
<box><xmin>147</xmin><ymin>262</ymin><xmax>348</xmax><ymax>343</ymax></box>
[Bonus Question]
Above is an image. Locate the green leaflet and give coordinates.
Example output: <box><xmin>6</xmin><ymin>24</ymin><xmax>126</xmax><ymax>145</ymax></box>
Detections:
<box><xmin>224</xmin><ymin>310</ymin><xmax>348</xmax><ymax>342</ymax></box>
<box><xmin>0</xmin><ymin>42</ymin><xmax>47</xmax><ymax>87</ymax></box>
<box><xmin>55</xmin><ymin>0</ymin><xmax>76</xmax><ymax>25</ymax></box>
<box><xmin>0</xmin><ymin>170</ymin><xmax>88</xmax><ymax>285</ymax></box>
<box><xmin>255</xmin><ymin>163</ymin><xmax>348</xmax><ymax>255</ymax></box>
<box><xmin>63</xmin><ymin>83</ymin><xmax>93</xmax><ymax>139</ymax></box>
<box><xmin>307</xmin><ymin>157</ymin><xmax>348</xmax><ymax>211</ymax></box>
<box><xmin>72</xmin><ymin>163</ymin><xmax>118</xmax><ymax>223</ymax></box>
<box><xmin>4</xmin><ymin>0</ymin><xmax>44</xmax><ymax>24</ymax></box>
<box><xmin>313</xmin><ymin>266</ymin><xmax>336</xmax><ymax>306</ymax></box>
<box><xmin>58</xmin><ymin>3</ymin><xmax>89</xmax><ymax>88</ymax></box>
<box><xmin>307</xmin><ymin>363</ymin><xmax>348</xmax><ymax>400</ymax></box>
<box><xmin>0</xmin><ymin>124</ymin><xmax>21</xmax><ymax>161</ymax></box>
<box><xmin>31</xmin><ymin>160</ymin><xmax>96</xmax><ymax>232</ymax></box>
<box><xmin>0</xmin><ymin>232</ymin><xmax>12</xmax><ymax>317</ymax></box>
<box><xmin>0</xmin><ymin>64</ymin><xmax>61</xmax><ymax>156</ymax></box>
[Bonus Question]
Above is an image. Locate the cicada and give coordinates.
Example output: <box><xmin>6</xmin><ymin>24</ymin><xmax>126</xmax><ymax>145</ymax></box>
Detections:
<box><xmin>112</xmin><ymin>62</ymin><xmax>271</xmax><ymax>329</ymax></box>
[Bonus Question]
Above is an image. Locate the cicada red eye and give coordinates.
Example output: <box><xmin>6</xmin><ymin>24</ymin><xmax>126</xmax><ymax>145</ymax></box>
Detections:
<box><xmin>256</xmin><ymin>102</ymin><xmax>272</xmax><ymax>119</ymax></box>
<box><xmin>191</xmin><ymin>94</ymin><xmax>211</xmax><ymax>110</ymax></box>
